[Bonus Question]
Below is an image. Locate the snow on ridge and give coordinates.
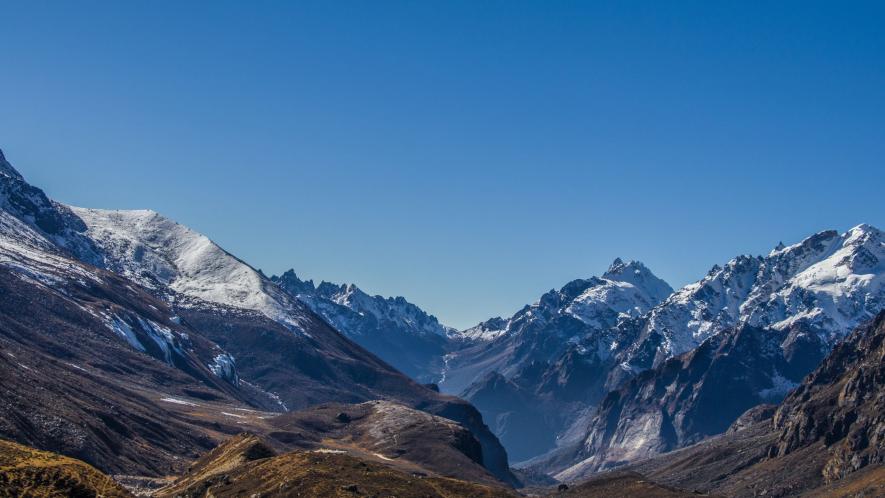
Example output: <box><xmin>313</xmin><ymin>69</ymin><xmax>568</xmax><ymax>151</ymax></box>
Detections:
<box><xmin>70</xmin><ymin>206</ymin><xmax>308</xmax><ymax>332</ymax></box>
<box><xmin>453</xmin><ymin>259</ymin><xmax>672</xmax><ymax>343</ymax></box>
<box><xmin>273</xmin><ymin>270</ymin><xmax>453</xmax><ymax>339</ymax></box>
<box><xmin>456</xmin><ymin>317</ymin><xmax>510</xmax><ymax>342</ymax></box>
<box><xmin>642</xmin><ymin>224</ymin><xmax>884</xmax><ymax>361</ymax></box>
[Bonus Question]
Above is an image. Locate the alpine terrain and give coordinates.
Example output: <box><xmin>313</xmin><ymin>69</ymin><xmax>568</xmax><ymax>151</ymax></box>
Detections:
<box><xmin>1</xmin><ymin>147</ymin><xmax>883</xmax><ymax>497</ymax></box>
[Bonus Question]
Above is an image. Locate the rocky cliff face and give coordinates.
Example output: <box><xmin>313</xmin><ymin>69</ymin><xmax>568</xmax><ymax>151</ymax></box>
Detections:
<box><xmin>556</xmin><ymin>322</ymin><xmax>828</xmax><ymax>476</ymax></box>
<box><xmin>579</xmin><ymin>312</ymin><xmax>885</xmax><ymax>497</ymax></box>
<box><xmin>771</xmin><ymin>311</ymin><xmax>885</xmax><ymax>482</ymax></box>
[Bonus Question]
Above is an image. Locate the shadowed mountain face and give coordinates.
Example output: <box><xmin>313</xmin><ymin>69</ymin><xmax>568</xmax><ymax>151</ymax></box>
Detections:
<box><xmin>560</xmin><ymin>312</ymin><xmax>885</xmax><ymax>497</ymax></box>
<box><xmin>548</xmin><ymin>322</ymin><xmax>828</xmax><ymax>476</ymax></box>
<box><xmin>0</xmin><ymin>150</ymin><xmax>516</xmax><ymax>486</ymax></box>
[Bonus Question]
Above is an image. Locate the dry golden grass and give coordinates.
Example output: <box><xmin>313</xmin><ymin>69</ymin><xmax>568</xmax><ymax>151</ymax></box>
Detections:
<box><xmin>156</xmin><ymin>436</ymin><xmax>516</xmax><ymax>498</ymax></box>
<box><xmin>0</xmin><ymin>438</ymin><xmax>132</xmax><ymax>497</ymax></box>
<box><xmin>803</xmin><ymin>464</ymin><xmax>885</xmax><ymax>498</ymax></box>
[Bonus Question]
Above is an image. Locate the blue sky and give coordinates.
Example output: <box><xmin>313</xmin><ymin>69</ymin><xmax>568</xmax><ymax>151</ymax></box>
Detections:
<box><xmin>2</xmin><ymin>1</ymin><xmax>883</xmax><ymax>328</ymax></box>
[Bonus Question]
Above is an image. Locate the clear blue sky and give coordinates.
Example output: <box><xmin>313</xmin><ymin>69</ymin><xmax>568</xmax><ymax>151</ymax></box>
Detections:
<box><xmin>2</xmin><ymin>1</ymin><xmax>883</xmax><ymax>328</ymax></box>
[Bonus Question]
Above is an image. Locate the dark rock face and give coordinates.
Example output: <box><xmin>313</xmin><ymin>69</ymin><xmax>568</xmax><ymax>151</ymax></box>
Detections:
<box><xmin>772</xmin><ymin>312</ymin><xmax>885</xmax><ymax>482</ymax></box>
<box><xmin>578</xmin><ymin>312</ymin><xmax>885</xmax><ymax>497</ymax></box>
<box><xmin>553</xmin><ymin>323</ymin><xmax>827</xmax><ymax>476</ymax></box>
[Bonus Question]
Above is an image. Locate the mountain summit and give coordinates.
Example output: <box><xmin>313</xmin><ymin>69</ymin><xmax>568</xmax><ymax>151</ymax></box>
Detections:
<box><xmin>603</xmin><ymin>258</ymin><xmax>673</xmax><ymax>304</ymax></box>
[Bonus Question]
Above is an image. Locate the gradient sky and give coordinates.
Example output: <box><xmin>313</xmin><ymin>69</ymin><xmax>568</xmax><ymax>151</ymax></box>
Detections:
<box><xmin>2</xmin><ymin>1</ymin><xmax>884</xmax><ymax>328</ymax></box>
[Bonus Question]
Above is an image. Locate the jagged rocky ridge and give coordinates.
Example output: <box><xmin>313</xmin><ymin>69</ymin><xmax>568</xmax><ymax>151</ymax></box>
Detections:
<box><xmin>623</xmin><ymin>224</ymin><xmax>884</xmax><ymax>371</ymax></box>
<box><xmin>271</xmin><ymin>270</ymin><xmax>454</xmax><ymax>383</ymax></box>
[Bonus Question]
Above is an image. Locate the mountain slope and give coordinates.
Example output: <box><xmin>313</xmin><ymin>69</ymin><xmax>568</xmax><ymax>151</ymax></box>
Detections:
<box><xmin>156</xmin><ymin>433</ymin><xmax>517</xmax><ymax>498</ymax></box>
<box><xmin>0</xmin><ymin>438</ymin><xmax>133</xmax><ymax>498</ymax></box>
<box><xmin>443</xmin><ymin>259</ymin><xmax>673</xmax><ymax>395</ymax></box>
<box><xmin>0</xmin><ymin>149</ymin><xmax>517</xmax><ymax>486</ymax></box>
<box><xmin>70</xmin><ymin>207</ymin><xmax>308</xmax><ymax>331</ymax></box>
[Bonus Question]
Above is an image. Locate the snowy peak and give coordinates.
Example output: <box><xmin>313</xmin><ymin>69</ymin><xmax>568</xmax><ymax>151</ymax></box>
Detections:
<box><xmin>457</xmin><ymin>317</ymin><xmax>509</xmax><ymax>342</ymax></box>
<box><xmin>840</xmin><ymin>223</ymin><xmax>882</xmax><ymax>271</ymax></box>
<box><xmin>602</xmin><ymin>258</ymin><xmax>674</xmax><ymax>303</ymax></box>
<box><xmin>768</xmin><ymin>229</ymin><xmax>839</xmax><ymax>259</ymax></box>
<box><xmin>562</xmin><ymin>260</ymin><xmax>672</xmax><ymax>328</ymax></box>
<box><xmin>639</xmin><ymin>224</ymin><xmax>884</xmax><ymax>363</ymax></box>
<box><xmin>272</xmin><ymin>269</ymin><xmax>453</xmax><ymax>381</ymax></box>
<box><xmin>745</xmin><ymin>223</ymin><xmax>883</xmax><ymax>333</ymax></box>
<box><xmin>456</xmin><ymin>260</ymin><xmax>673</xmax><ymax>343</ymax></box>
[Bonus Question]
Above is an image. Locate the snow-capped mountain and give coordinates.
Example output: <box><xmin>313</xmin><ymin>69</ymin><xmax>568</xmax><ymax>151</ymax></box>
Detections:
<box><xmin>441</xmin><ymin>259</ymin><xmax>673</xmax><ymax>394</ymax></box>
<box><xmin>625</xmin><ymin>225</ymin><xmax>884</xmax><ymax>370</ymax></box>
<box><xmin>555</xmin><ymin>311</ymin><xmax>885</xmax><ymax>496</ymax></box>
<box><xmin>549</xmin><ymin>321</ymin><xmax>828</xmax><ymax>477</ymax></box>
<box><xmin>271</xmin><ymin>270</ymin><xmax>454</xmax><ymax>382</ymax></box>
<box><xmin>5</xmin><ymin>146</ymin><xmax>883</xmax><ymax>475</ymax></box>
<box><xmin>532</xmin><ymin>225</ymin><xmax>885</xmax><ymax>474</ymax></box>
<box><xmin>440</xmin><ymin>259</ymin><xmax>674</xmax><ymax>460</ymax></box>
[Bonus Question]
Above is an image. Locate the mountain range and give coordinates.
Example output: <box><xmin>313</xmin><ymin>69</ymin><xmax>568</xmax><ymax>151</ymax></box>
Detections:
<box><xmin>1</xmin><ymin>146</ymin><xmax>883</xmax><ymax>496</ymax></box>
